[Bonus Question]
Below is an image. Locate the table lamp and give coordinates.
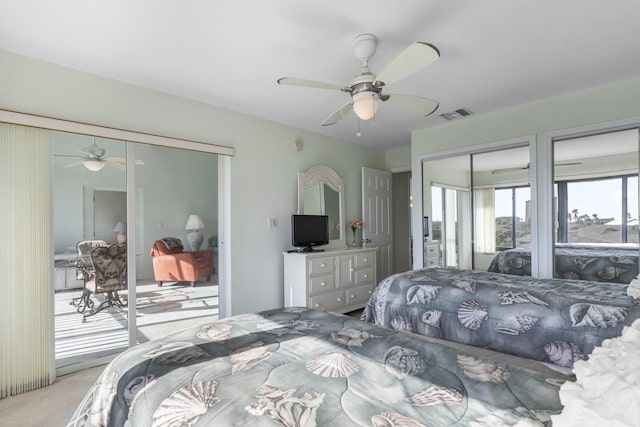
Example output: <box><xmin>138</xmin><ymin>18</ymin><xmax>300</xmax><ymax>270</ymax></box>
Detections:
<box><xmin>113</xmin><ymin>221</ymin><xmax>126</xmax><ymax>244</ymax></box>
<box><xmin>185</xmin><ymin>214</ymin><xmax>204</xmax><ymax>251</ymax></box>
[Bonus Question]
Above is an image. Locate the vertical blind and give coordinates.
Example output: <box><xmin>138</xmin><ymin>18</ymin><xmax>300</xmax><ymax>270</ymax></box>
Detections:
<box><xmin>0</xmin><ymin>123</ymin><xmax>52</xmax><ymax>398</ymax></box>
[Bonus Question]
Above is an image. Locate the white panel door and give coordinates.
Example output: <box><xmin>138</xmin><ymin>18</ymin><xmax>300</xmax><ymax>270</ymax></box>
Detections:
<box><xmin>362</xmin><ymin>167</ymin><xmax>392</xmax><ymax>281</ymax></box>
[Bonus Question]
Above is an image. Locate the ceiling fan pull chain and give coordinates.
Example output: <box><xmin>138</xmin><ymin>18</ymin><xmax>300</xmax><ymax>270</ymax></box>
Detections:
<box><xmin>371</xmin><ymin>98</ymin><xmax>378</xmax><ymax>126</ymax></box>
<box><xmin>356</xmin><ymin>118</ymin><xmax>362</xmax><ymax>137</ymax></box>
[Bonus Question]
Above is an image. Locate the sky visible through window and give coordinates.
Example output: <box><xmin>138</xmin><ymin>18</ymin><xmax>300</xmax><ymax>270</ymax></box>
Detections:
<box><xmin>567</xmin><ymin>178</ymin><xmax>638</xmax><ymax>222</ymax></box>
<box><xmin>494</xmin><ymin>188</ymin><xmax>529</xmax><ymax>220</ymax></box>
<box><xmin>494</xmin><ymin>178</ymin><xmax>638</xmax><ymax>222</ymax></box>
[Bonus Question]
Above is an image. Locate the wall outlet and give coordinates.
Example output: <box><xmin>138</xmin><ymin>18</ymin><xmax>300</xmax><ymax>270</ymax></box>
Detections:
<box><xmin>268</xmin><ymin>217</ymin><xmax>277</xmax><ymax>228</ymax></box>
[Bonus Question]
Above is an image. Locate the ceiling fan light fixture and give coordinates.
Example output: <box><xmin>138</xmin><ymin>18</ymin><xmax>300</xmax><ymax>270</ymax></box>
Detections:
<box><xmin>82</xmin><ymin>159</ymin><xmax>106</xmax><ymax>171</ymax></box>
<box><xmin>352</xmin><ymin>91</ymin><xmax>379</xmax><ymax>121</ymax></box>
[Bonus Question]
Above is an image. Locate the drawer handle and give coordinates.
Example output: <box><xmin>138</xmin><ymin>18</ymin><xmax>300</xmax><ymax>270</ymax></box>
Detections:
<box><xmin>350</xmin><ymin>294</ymin><xmax>355</xmax><ymax>298</ymax></box>
<box><xmin>337</xmin><ymin>297</ymin><xmax>342</xmax><ymax>302</ymax></box>
<box><xmin>321</xmin><ymin>282</ymin><xmax>326</xmax><ymax>286</ymax></box>
<box><xmin>363</xmin><ymin>258</ymin><xmax>368</xmax><ymax>262</ymax></box>
<box><xmin>321</xmin><ymin>263</ymin><xmax>326</xmax><ymax>268</ymax></box>
<box><xmin>315</xmin><ymin>303</ymin><xmax>320</xmax><ymax>308</ymax></box>
<box><xmin>368</xmin><ymin>290</ymin><xmax>373</xmax><ymax>294</ymax></box>
<box><xmin>363</xmin><ymin>274</ymin><xmax>368</xmax><ymax>278</ymax></box>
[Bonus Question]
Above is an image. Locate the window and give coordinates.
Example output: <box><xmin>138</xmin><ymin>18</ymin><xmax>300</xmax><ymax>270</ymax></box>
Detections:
<box><xmin>431</xmin><ymin>184</ymin><xmax>471</xmax><ymax>269</ymax></box>
<box><xmin>494</xmin><ymin>186</ymin><xmax>531</xmax><ymax>249</ymax></box>
<box><xmin>557</xmin><ymin>175</ymin><xmax>638</xmax><ymax>244</ymax></box>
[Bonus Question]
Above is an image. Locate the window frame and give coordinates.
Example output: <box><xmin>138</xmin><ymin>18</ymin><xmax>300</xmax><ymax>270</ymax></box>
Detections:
<box><xmin>556</xmin><ymin>174</ymin><xmax>637</xmax><ymax>243</ymax></box>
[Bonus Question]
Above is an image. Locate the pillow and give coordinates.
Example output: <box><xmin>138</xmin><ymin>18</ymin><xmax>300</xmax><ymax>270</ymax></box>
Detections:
<box><xmin>552</xmin><ymin>318</ymin><xmax>640</xmax><ymax>426</ymax></box>
<box><xmin>150</xmin><ymin>237</ymin><xmax>184</xmax><ymax>256</ymax></box>
<box><xmin>627</xmin><ymin>276</ymin><xmax>640</xmax><ymax>299</ymax></box>
<box><xmin>161</xmin><ymin>237</ymin><xmax>183</xmax><ymax>250</ymax></box>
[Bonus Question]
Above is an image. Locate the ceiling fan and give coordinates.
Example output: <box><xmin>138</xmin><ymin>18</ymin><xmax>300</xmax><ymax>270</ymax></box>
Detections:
<box><xmin>56</xmin><ymin>138</ymin><xmax>144</xmax><ymax>172</ymax></box>
<box><xmin>491</xmin><ymin>162</ymin><xmax>582</xmax><ymax>175</ymax></box>
<box><xmin>277</xmin><ymin>33</ymin><xmax>440</xmax><ymax>126</ymax></box>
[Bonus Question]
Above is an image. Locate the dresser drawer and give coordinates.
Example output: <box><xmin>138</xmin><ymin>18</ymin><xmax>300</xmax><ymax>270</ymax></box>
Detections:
<box><xmin>309</xmin><ymin>289</ymin><xmax>345</xmax><ymax>311</ymax></box>
<box><xmin>354</xmin><ymin>252</ymin><xmax>374</xmax><ymax>268</ymax></box>
<box><xmin>354</xmin><ymin>267</ymin><xmax>375</xmax><ymax>286</ymax></box>
<box><xmin>308</xmin><ymin>257</ymin><xmax>334</xmax><ymax>275</ymax></box>
<box><xmin>346</xmin><ymin>284</ymin><xmax>375</xmax><ymax>306</ymax></box>
<box><xmin>424</xmin><ymin>243</ymin><xmax>438</xmax><ymax>257</ymax></box>
<box><xmin>309</xmin><ymin>274</ymin><xmax>335</xmax><ymax>294</ymax></box>
<box><xmin>425</xmin><ymin>257</ymin><xmax>439</xmax><ymax>268</ymax></box>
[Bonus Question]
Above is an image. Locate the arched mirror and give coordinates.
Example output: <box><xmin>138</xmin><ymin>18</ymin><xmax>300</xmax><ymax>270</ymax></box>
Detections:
<box><xmin>298</xmin><ymin>165</ymin><xmax>346</xmax><ymax>249</ymax></box>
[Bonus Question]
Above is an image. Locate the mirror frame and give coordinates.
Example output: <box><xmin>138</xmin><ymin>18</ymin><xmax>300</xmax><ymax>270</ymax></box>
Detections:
<box><xmin>297</xmin><ymin>164</ymin><xmax>346</xmax><ymax>249</ymax></box>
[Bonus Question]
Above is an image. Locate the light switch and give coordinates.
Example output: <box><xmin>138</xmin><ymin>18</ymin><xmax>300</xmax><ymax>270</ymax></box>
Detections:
<box><xmin>268</xmin><ymin>217</ymin><xmax>278</xmax><ymax>228</ymax></box>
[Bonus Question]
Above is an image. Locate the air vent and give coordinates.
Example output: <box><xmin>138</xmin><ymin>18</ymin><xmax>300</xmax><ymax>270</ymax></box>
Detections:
<box><xmin>439</xmin><ymin>108</ymin><xmax>473</xmax><ymax>121</ymax></box>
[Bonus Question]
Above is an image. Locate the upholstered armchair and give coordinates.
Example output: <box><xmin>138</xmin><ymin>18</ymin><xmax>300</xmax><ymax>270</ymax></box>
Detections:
<box><xmin>150</xmin><ymin>237</ymin><xmax>214</xmax><ymax>287</ymax></box>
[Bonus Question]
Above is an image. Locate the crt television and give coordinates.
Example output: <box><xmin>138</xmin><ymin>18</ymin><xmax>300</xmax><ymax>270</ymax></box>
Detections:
<box><xmin>291</xmin><ymin>214</ymin><xmax>329</xmax><ymax>252</ymax></box>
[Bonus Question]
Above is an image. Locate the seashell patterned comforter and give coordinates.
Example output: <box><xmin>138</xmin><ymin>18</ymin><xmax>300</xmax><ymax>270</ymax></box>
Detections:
<box><xmin>67</xmin><ymin>307</ymin><xmax>568</xmax><ymax>426</ymax></box>
<box><xmin>487</xmin><ymin>246</ymin><xmax>638</xmax><ymax>283</ymax></box>
<box><xmin>362</xmin><ymin>267</ymin><xmax>640</xmax><ymax>370</ymax></box>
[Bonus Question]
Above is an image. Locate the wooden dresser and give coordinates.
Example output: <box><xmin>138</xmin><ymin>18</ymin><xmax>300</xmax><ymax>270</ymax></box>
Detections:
<box><xmin>283</xmin><ymin>247</ymin><xmax>377</xmax><ymax>313</ymax></box>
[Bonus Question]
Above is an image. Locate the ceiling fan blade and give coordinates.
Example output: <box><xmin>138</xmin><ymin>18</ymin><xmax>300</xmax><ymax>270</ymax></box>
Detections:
<box><xmin>107</xmin><ymin>157</ymin><xmax>145</xmax><ymax>166</ymax></box>
<box><xmin>374</xmin><ymin>42</ymin><xmax>440</xmax><ymax>86</ymax></box>
<box><xmin>491</xmin><ymin>161</ymin><xmax>582</xmax><ymax>175</ymax></box>
<box><xmin>321</xmin><ymin>102</ymin><xmax>353</xmax><ymax>126</ymax></box>
<box><xmin>106</xmin><ymin>160</ymin><xmax>126</xmax><ymax>171</ymax></box>
<box><xmin>384</xmin><ymin>94</ymin><xmax>439</xmax><ymax>117</ymax></box>
<box><xmin>491</xmin><ymin>166</ymin><xmax>529</xmax><ymax>175</ymax></box>
<box><xmin>64</xmin><ymin>160</ymin><xmax>83</xmax><ymax>168</ymax></box>
<box><xmin>555</xmin><ymin>162</ymin><xmax>582</xmax><ymax>167</ymax></box>
<box><xmin>277</xmin><ymin>77</ymin><xmax>347</xmax><ymax>91</ymax></box>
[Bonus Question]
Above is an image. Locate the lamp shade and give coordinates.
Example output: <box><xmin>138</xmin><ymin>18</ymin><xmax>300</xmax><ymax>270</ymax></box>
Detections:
<box><xmin>113</xmin><ymin>221</ymin><xmax>126</xmax><ymax>244</ymax></box>
<box><xmin>352</xmin><ymin>91</ymin><xmax>379</xmax><ymax>120</ymax></box>
<box><xmin>185</xmin><ymin>214</ymin><xmax>204</xmax><ymax>231</ymax></box>
<box><xmin>113</xmin><ymin>222</ymin><xmax>126</xmax><ymax>233</ymax></box>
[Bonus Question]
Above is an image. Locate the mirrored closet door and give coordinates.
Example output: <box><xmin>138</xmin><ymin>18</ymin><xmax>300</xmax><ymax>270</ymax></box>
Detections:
<box><xmin>421</xmin><ymin>144</ymin><xmax>531</xmax><ymax>272</ymax></box>
<box><xmin>53</xmin><ymin>132</ymin><xmax>130</xmax><ymax>369</ymax></box>
<box><xmin>53</xmin><ymin>132</ymin><xmax>220</xmax><ymax>372</ymax></box>
<box><xmin>552</xmin><ymin>128</ymin><xmax>639</xmax><ymax>283</ymax></box>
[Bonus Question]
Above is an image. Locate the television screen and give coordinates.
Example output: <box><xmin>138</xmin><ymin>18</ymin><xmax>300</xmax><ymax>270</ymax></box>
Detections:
<box><xmin>291</xmin><ymin>214</ymin><xmax>329</xmax><ymax>252</ymax></box>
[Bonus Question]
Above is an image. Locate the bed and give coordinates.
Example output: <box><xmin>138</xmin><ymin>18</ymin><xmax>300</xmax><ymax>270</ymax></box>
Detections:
<box><xmin>362</xmin><ymin>267</ymin><xmax>640</xmax><ymax>370</ymax></box>
<box><xmin>487</xmin><ymin>244</ymin><xmax>639</xmax><ymax>283</ymax></box>
<box><xmin>68</xmin><ymin>307</ymin><xmax>568</xmax><ymax>426</ymax></box>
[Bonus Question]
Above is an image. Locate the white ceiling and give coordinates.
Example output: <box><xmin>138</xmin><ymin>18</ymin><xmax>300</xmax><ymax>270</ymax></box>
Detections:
<box><xmin>2</xmin><ymin>0</ymin><xmax>640</xmax><ymax>150</ymax></box>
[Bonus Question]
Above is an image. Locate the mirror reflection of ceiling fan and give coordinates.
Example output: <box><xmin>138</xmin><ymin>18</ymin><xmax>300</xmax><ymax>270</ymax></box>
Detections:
<box><xmin>277</xmin><ymin>33</ymin><xmax>440</xmax><ymax>126</ymax></box>
<box><xmin>491</xmin><ymin>161</ymin><xmax>582</xmax><ymax>175</ymax></box>
<box><xmin>56</xmin><ymin>138</ymin><xmax>144</xmax><ymax>172</ymax></box>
